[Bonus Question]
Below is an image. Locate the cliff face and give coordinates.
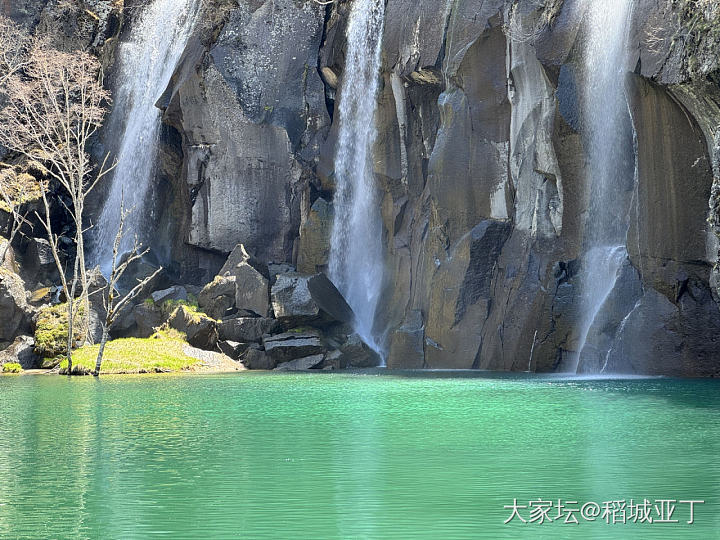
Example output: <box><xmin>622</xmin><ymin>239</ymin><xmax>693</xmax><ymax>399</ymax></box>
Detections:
<box><xmin>7</xmin><ymin>0</ymin><xmax>720</xmax><ymax>376</ymax></box>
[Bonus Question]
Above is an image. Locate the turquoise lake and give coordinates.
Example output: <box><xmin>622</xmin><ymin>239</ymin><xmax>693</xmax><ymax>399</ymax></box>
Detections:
<box><xmin>0</xmin><ymin>372</ymin><xmax>718</xmax><ymax>539</ymax></box>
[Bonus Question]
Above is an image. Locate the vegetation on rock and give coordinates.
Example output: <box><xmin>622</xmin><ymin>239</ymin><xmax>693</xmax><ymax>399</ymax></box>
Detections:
<box><xmin>34</xmin><ymin>303</ymin><xmax>85</xmax><ymax>360</ymax></box>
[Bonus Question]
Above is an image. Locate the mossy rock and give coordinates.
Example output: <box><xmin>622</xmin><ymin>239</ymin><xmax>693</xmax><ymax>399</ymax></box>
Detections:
<box><xmin>34</xmin><ymin>303</ymin><xmax>85</xmax><ymax>359</ymax></box>
<box><xmin>40</xmin><ymin>357</ymin><xmax>61</xmax><ymax>369</ymax></box>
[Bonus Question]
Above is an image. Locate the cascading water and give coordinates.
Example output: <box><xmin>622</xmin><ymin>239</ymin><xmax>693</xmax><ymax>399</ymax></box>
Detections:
<box><xmin>574</xmin><ymin>0</ymin><xmax>636</xmax><ymax>373</ymax></box>
<box><xmin>91</xmin><ymin>0</ymin><xmax>201</xmax><ymax>273</ymax></box>
<box><xmin>328</xmin><ymin>0</ymin><xmax>386</xmax><ymax>361</ymax></box>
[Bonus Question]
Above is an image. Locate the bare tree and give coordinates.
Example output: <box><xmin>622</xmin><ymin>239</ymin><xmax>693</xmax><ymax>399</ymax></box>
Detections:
<box><xmin>0</xmin><ymin>15</ymin><xmax>32</xmax><ymax>87</ymax></box>
<box><xmin>0</xmin><ymin>34</ymin><xmax>113</xmax><ymax>373</ymax></box>
<box><xmin>0</xmin><ymin>169</ymin><xmax>33</xmax><ymax>266</ymax></box>
<box><xmin>94</xmin><ymin>193</ymin><xmax>162</xmax><ymax>376</ymax></box>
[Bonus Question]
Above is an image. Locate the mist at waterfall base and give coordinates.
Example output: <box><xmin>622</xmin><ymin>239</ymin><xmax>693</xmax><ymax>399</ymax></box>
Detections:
<box><xmin>574</xmin><ymin>0</ymin><xmax>637</xmax><ymax>374</ymax></box>
<box><xmin>328</xmin><ymin>0</ymin><xmax>386</xmax><ymax>363</ymax></box>
<box><xmin>90</xmin><ymin>0</ymin><xmax>200</xmax><ymax>275</ymax></box>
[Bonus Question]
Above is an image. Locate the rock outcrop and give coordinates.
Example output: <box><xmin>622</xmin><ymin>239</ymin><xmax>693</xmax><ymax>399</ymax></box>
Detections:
<box><xmin>5</xmin><ymin>0</ymin><xmax>720</xmax><ymax>376</ymax></box>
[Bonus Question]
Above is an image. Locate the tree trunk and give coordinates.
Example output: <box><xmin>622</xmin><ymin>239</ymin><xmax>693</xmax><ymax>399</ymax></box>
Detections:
<box><xmin>66</xmin><ymin>302</ymin><xmax>74</xmax><ymax>376</ymax></box>
<box><xmin>94</xmin><ymin>325</ymin><xmax>109</xmax><ymax>376</ymax></box>
<box><xmin>0</xmin><ymin>242</ymin><xmax>9</xmax><ymax>267</ymax></box>
<box><xmin>76</xmin><ymin>205</ymin><xmax>92</xmax><ymax>344</ymax></box>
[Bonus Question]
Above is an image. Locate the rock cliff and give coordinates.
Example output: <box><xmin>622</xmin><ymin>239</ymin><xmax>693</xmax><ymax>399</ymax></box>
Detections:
<box><xmin>4</xmin><ymin>0</ymin><xmax>720</xmax><ymax>376</ymax></box>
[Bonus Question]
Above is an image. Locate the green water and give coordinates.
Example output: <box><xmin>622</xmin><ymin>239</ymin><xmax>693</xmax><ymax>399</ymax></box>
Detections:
<box><xmin>0</xmin><ymin>372</ymin><xmax>718</xmax><ymax>539</ymax></box>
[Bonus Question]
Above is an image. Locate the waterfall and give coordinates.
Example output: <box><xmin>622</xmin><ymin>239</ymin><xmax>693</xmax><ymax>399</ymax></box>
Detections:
<box><xmin>91</xmin><ymin>0</ymin><xmax>201</xmax><ymax>273</ymax></box>
<box><xmin>328</xmin><ymin>0</ymin><xmax>386</xmax><ymax>361</ymax></box>
<box><xmin>574</xmin><ymin>0</ymin><xmax>636</xmax><ymax>372</ymax></box>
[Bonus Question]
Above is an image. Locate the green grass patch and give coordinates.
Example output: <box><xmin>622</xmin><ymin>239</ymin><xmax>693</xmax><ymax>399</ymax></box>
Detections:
<box><xmin>60</xmin><ymin>330</ymin><xmax>202</xmax><ymax>375</ymax></box>
<box><xmin>2</xmin><ymin>363</ymin><xmax>23</xmax><ymax>374</ymax></box>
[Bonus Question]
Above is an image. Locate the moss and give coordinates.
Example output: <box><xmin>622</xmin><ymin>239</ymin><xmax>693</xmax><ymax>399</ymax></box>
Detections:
<box><xmin>288</xmin><ymin>326</ymin><xmax>315</xmax><ymax>334</ymax></box>
<box><xmin>2</xmin><ymin>363</ymin><xmax>23</xmax><ymax>373</ymax></box>
<box><xmin>34</xmin><ymin>303</ymin><xmax>84</xmax><ymax>358</ymax></box>
<box><xmin>59</xmin><ymin>330</ymin><xmax>202</xmax><ymax>375</ymax></box>
<box><xmin>144</xmin><ymin>293</ymin><xmax>201</xmax><ymax>314</ymax></box>
<box><xmin>0</xmin><ymin>170</ymin><xmax>42</xmax><ymax>212</ymax></box>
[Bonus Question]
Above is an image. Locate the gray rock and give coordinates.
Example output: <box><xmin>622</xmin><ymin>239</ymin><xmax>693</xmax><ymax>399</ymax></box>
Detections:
<box><xmin>0</xmin><ymin>270</ymin><xmax>32</xmax><ymax>342</ymax></box>
<box><xmin>263</xmin><ymin>331</ymin><xmax>325</xmax><ymax>364</ymax></box>
<box><xmin>274</xmin><ymin>354</ymin><xmax>324</xmax><ymax>371</ymax></box>
<box><xmin>160</xmin><ymin>0</ymin><xmax>329</xmax><ymax>265</ymax></box>
<box><xmin>322</xmin><ymin>328</ymin><xmax>381</xmax><ymax>369</ymax></box>
<box><xmin>268</xmin><ymin>263</ymin><xmax>296</xmax><ymax>284</ymax></box>
<box><xmin>198</xmin><ymin>276</ymin><xmax>237</xmax><ymax>320</ymax></box>
<box><xmin>0</xmin><ymin>238</ymin><xmax>18</xmax><ymax>273</ymax></box>
<box><xmin>218</xmin><ymin>340</ymin><xmax>253</xmax><ymax>361</ymax></box>
<box><xmin>0</xmin><ymin>336</ymin><xmax>37</xmax><ymax>369</ymax></box>
<box><xmin>168</xmin><ymin>305</ymin><xmax>218</xmax><ymax>351</ymax></box>
<box><xmin>241</xmin><ymin>348</ymin><xmax>275</xmax><ymax>370</ymax></box>
<box><xmin>271</xmin><ymin>272</ymin><xmax>354</xmax><ymax>326</ymax></box>
<box><xmin>234</xmin><ymin>263</ymin><xmax>269</xmax><ymax>317</ymax></box>
<box><xmin>218</xmin><ymin>317</ymin><xmax>278</xmax><ymax>343</ymax></box>
<box><xmin>151</xmin><ymin>286</ymin><xmax>188</xmax><ymax>305</ymax></box>
<box><xmin>218</xmin><ymin>244</ymin><xmax>252</xmax><ymax>277</ymax></box>
<box><xmin>24</xmin><ymin>237</ymin><xmax>57</xmax><ymax>283</ymax></box>
<box><xmin>133</xmin><ymin>303</ymin><xmax>164</xmax><ymax>338</ymax></box>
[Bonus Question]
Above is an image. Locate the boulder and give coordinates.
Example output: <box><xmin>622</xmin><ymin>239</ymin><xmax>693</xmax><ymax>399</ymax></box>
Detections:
<box><xmin>0</xmin><ymin>270</ymin><xmax>32</xmax><ymax>342</ymax></box>
<box><xmin>198</xmin><ymin>275</ymin><xmax>238</xmax><ymax>320</ymax></box>
<box><xmin>263</xmin><ymin>330</ymin><xmax>326</xmax><ymax>364</ymax></box>
<box><xmin>218</xmin><ymin>340</ymin><xmax>254</xmax><ymax>360</ymax></box>
<box><xmin>275</xmin><ymin>354</ymin><xmax>324</xmax><ymax>371</ymax></box>
<box><xmin>323</xmin><ymin>328</ymin><xmax>382</xmax><ymax>369</ymax></box>
<box><xmin>198</xmin><ymin>244</ymin><xmax>270</xmax><ymax>318</ymax></box>
<box><xmin>0</xmin><ymin>336</ymin><xmax>37</xmax><ymax>369</ymax></box>
<box><xmin>271</xmin><ymin>272</ymin><xmax>354</xmax><ymax>326</ymax></box>
<box><xmin>218</xmin><ymin>317</ymin><xmax>278</xmax><ymax>343</ymax></box>
<box><xmin>268</xmin><ymin>263</ymin><xmax>296</xmax><ymax>285</ymax></box>
<box><xmin>168</xmin><ymin>305</ymin><xmax>218</xmax><ymax>351</ymax></box>
<box><xmin>234</xmin><ymin>263</ymin><xmax>269</xmax><ymax>317</ymax></box>
<box><xmin>151</xmin><ymin>286</ymin><xmax>188</xmax><ymax>305</ymax></box>
<box><xmin>219</xmin><ymin>244</ymin><xmax>252</xmax><ymax>277</ymax></box>
<box><xmin>338</xmin><ymin>333</ymin><xmax>381</xmax><ymax>368</ymax></box>
<box><xmin>24</xmin><ymin>237</ymin><xmax>57</xmax><ymax>283</ymax></box>
<box><xmin>240</xmin><ymin>348</ymin><xmax>276</xmax><ymax>370</ymax></box>
<box><xmin>0</xmin><ymin>238</ymin><xmax>18</xmax><ymax>273</ymax></box>
<box><xmin>133</xmin><ymin>303</ymin><xmax>165</xmax><ymax>338</ymax></box>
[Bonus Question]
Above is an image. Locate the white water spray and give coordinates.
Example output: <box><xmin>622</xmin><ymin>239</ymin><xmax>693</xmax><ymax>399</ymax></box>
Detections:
<box><xmin>92</xmin><ymin>0</ymin><xmax>201</xmax><ymax>273</ymax></box>
<box><xmin>328</xmin><ymin>0</ymin><xmax>386</xmax><ymax>361</ymax></box>
<box><xmin>574</xmin><ymin>0</ymin><xmax>636</xmax><ymax>372</ymax></box>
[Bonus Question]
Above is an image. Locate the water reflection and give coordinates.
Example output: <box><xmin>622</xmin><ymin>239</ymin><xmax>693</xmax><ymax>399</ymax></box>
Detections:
<box><xmin>0</xmin><ymin>373</ymin><xmax>717</xmax><ymax>539</ymax></box>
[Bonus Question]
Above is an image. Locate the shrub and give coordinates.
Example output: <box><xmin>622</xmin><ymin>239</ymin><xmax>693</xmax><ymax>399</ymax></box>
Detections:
<box><xmin>2</xmin><ymin>362</ymin><xmax>22</xmax><ymax>373</ymax></box>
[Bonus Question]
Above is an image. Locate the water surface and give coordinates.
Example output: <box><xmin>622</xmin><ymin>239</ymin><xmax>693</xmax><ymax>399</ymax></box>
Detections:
<box><xmin>0</xmin><ymin>372</ymin><xmax>718</xmax><ymax>539</ymax></box>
